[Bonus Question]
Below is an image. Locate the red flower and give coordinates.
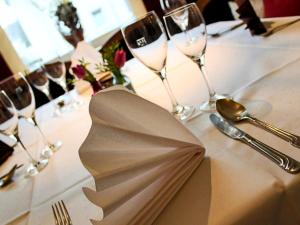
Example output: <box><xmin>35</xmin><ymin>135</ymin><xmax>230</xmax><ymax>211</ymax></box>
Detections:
<box><xmin>72</xmin><ymin>65</ymin><xmax>86</xmax><ymax>79</ymax></box>
<box><xmin>114</xmin><ymin>49</ymin><xmax>126</xmax><ymax>68</ymax></box>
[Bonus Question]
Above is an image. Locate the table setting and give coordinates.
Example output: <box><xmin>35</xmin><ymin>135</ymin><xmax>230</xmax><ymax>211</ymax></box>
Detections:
<box><xmin>1</xmin><ymin>1</ymin><xmax>300</xmax><ymax>225</ymax></box>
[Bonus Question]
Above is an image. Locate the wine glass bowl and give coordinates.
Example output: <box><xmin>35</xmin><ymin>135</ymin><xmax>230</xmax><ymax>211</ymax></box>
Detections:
<box><xmin>0</xmin><ymin>93</ymin><xmax>18</xmax><ymax>136</ymax></box>
<box><xmin>122</xmin><ymin>11</ymin><xmax>195</xmax><ymax>121</ymax></box>
<box><xmin>0</xmin><ymin>76</ymin><xmax>36</xmax><ymax>119</ymax></box>
<box><xmin>122</xmin><ymin>12</ymin><xmax>168</xmax><ymax>73</ymax></box>
<box><xmin>44</xmin><ymin>60</ymin><xmax>81</xmax><ymax>111</ymax></box>
<box><xmin>27</xmin><ymin>67</ymin><xmax>52</xmax><ymax>99</ymax></box>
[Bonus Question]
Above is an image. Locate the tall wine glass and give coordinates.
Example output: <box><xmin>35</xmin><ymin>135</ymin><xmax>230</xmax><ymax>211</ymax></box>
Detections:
<box><xmin>27</xmin><ymin>63</ymin><xmax>62</xmax><ymax>116</ymax></box>
<box><xmin>44</xmin><ymin>60</ymin><xmax>82</xmax><ymax>110</ymax></box>
<box><xmin>44</xmin><ymin>61</ymin><xmax>68</xmax><ymax>93</ymax></box>
<box><xmin>164</xmin><ymin>3</ymin><xmax>228</xmax><ymax>111</ymax></box>
<box><xmin>0</xmin><ymin>91</ymin><xmax>48</xmax><ymax>176</ymax></box>
<box><xmin>122</xmin><ymin>11</ymin><xmax>194</xmax><ymax>121</ymax></box>
<box><xmin>0</xmin><ymin>73</ymin><xmax>62</xmax><ymax>158</ymax></box>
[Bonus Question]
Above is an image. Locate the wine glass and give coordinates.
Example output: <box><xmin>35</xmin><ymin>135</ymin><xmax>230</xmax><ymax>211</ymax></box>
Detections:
<box><xmin>0</xmin><ymin>91</ymin><xmax>48</xmax><ymax>176</ymax></box>
<box><xmin>44</xmin><ymin>60</ymin><xmax>82</xmax><ymax>110</ymax></box>
<box><xmin>0</xmin><ymin>73</ymin><xmax>63</xmax><ymax>159</ymax></box>
<box><xmin>44</xmin><ymin>61</ymin><xmax>68</xmax><ymax>93</ymax></box>
<box><xmin>27</xmin><ymin>62</ymin><xmax>62</xmax><ymax>116</ymax></box>
<box><xmin>122</xmin><ymin>11</ymin><xmax>194</xmax><ymax>121</ymax></box>
<box><xmin>163</xmin><ymin>3</ymin><xmax>228</xmax><ymax>111</ymax></box>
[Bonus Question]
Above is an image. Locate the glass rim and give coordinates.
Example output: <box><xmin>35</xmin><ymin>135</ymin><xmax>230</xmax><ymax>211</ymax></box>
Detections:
<box><xmin>121</xmin><ymin>11</ymin><xmax>159</xmax><ymax>31</ymax></box>
<box><xmin>163</xmin><ymin>2</ymin><xmax>197</xmax><ymax>17</ymax></box>
<box><xmin>0</xmin><ymin>72</ymin><xmax>27</xmax><ymax>85</ymax></box>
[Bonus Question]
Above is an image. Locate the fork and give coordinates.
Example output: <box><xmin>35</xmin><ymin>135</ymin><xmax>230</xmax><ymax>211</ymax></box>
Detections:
<box><xmin>52</xmin><ymin>200</ymin><xmax>73</xmax><ymax>225</ymax></box>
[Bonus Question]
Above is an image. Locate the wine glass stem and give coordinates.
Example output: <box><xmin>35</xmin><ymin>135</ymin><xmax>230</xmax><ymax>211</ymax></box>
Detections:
<box><xmin>195</xmin><ymin>55</ymin><xmax>216</xmax><ymax>100</ymax></box>
<box><xmin>158</xmin><ymin>70</ymin><xmax>182</xmax><ymax>114</ymax></box>
<box><xmin>13</xmin><ymin>133</ymin><xmax>37</xmax><ymax>164</ymax></box>
<box><xmin>29</xmin><ymin>117</ymin><xmax>51</xmax><ymax>146</ymax></box>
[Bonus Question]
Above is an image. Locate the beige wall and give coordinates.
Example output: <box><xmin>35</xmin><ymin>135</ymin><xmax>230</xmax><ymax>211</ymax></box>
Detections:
<box><xmin>127</xmin><ymin>0</ymin><xmax>147</xmax><ymax>18</ymax></box>
<box><xmin>0</xmin><ymin>27</ymin><xmax>26</xmax><ymax>74</ymax></box>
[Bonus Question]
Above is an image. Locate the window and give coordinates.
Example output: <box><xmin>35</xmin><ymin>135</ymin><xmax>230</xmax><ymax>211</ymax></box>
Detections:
<box><xmin>0</xmin><ymin>0</ymin><xmax>136</xmax><ymax>71</ymax></box>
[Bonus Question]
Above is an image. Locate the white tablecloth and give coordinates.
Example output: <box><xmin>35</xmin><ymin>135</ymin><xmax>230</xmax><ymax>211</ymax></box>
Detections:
<box><xmin>1</xmin><ymin>17</ymin><xmax>300</xmax><ymax>225</ymax></box>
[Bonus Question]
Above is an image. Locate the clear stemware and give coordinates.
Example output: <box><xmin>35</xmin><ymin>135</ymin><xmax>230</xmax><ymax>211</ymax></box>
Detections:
<box><xmin>163</xmin><ymin>3</ymin><xmax>229</xmax><ymax>111</ymax></box>
<box><xmin>0</xmin><ymin>73</ymin><xmax>63</xmax><ymax>159</ymax></box>
<box><xmin>0</xmin><ymin>91</ymin><xmax>48</xmax><ymax>176</ymax></box>
<box><xmin>122</xmin><ymin>11</ymin><xmax>194</xmax><ymax>121</ymax></box>
<box><xmin>44</xmin><ymin>60</ymin><xmax>82</xmax><ymax>110</ymax></box>
<box><xmin>27</xmin><ymin>62</ymin><xmax>62</xmax><ymax>116</ymax></box>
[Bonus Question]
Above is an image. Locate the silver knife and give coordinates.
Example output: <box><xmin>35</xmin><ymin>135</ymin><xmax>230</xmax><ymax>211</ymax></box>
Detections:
<box><xmin>209</xmin><ymin>113</ymin><xmax>300</xmax><ymax>174</ymax></box>
<box><xmin>262</xmin><ymin>18</ymin><xmax>300</xmax><ymax>37</ymax></box>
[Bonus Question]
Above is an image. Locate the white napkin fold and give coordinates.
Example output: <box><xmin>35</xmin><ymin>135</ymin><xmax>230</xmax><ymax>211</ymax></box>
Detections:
<box><xmin>79</xmin><ymin>87</ymin><xmax>205</xmax><ymax>225</ymax></box>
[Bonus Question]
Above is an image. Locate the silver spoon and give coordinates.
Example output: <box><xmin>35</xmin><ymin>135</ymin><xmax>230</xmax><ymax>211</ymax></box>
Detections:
<box><xmin>216</xmin><ymin>98</ymin><xmax>300</xmax><ymax>148</ymax></box>
<box><xmin>0</xmin><ymin>164</ymin><xmax>23</xmax><ymax>188</ymax></box>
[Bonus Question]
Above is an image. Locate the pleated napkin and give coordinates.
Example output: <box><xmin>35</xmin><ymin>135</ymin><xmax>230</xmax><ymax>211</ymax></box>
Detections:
<box><xmin>79</xmin><ymin>87</ymin><xmax>205</xmax><ymax>225</ymax></box>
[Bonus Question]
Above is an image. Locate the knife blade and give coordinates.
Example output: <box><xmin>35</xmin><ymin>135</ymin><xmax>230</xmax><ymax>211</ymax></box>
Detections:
<box><xmin>210</xmin><ymin>113</ymin><xmax>300</xmax><ymax>174</ymax></box>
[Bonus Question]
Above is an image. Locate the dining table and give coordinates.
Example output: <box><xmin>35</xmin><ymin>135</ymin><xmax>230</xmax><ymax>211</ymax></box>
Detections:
<box><xmin>1</xmin><ymin>16</ymin><xmax>300</xmax><ymax>225</ymax></box>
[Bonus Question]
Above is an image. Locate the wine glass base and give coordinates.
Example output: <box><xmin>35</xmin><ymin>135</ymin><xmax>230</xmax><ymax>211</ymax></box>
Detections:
<box><xmin>26</xmin><ymin>158</ymin><xmax>48</xmax><ymax>177</ymax></box>
<box><xmin>40</xmin><ymin>146</ymin><xmax>53</xmax><ymax>159</ymax></box>
<box><xmin>173</xmin><ymin>105</ymin><xmax>195</xmax><ymax>121</ymax></box>
<box><xmin>199</xmin><ymin>93</ymin><xmax>231</xmax><ymax>112</ymax></box>
<box><xmin>49</xmin><ymin>140</ymin><xmax>63</xmax><ymax>152</ymax></box>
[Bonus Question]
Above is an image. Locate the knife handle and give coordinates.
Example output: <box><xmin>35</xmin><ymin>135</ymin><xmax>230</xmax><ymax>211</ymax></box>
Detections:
<box><xmin>249</xmin><ymin>116</ymin><xmax>300</xmax><ymax>148</ymax></box>
<box><xmin>242</xmin><ymin>134</ymin><xmax>300</xmax><ymax>174</ymax></box>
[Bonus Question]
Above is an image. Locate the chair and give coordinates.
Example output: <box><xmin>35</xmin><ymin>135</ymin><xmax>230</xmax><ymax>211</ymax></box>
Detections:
<box><xmin>99</xmin><ymin>29</ymin><xmax>133</xmax><ymax>61</ymax></box>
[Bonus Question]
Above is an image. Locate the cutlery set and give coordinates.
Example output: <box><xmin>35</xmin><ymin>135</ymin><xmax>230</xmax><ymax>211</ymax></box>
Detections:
<box><xmin>210</xmin><ymin>99</ymin><xmax>300</xmax><ymax>174</ymax></box>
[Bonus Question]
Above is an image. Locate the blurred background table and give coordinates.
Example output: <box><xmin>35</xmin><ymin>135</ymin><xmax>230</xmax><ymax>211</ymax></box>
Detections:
<box><xmin>1</xmin><ymin>16</ymin><xmax>300</xmax><ymax>225</ymax></box>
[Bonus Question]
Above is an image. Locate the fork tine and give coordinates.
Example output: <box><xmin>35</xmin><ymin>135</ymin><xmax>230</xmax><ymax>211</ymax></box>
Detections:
<box><xmin>58</xmin><ymin>201</ymin><xmax>68</xmax><ymax>225</ymax></box>
<box><xmin>52</xmin><ymin>200</ymin><xmax>72</xmax><ymax>225</ymax></box>
<box><xmin>52</xmin><ymin>205</ymin><xmax>59</xmax><ymax>225</ymax></box>
<box><xmin>61</xmin><ymin>200</ymin><xmax>73</xmax><ymax>225</ymax></box>
<box><xmin>54</xmin><ymin>203</ymin><xmax>63</xmax><ymax>225</ymax></box>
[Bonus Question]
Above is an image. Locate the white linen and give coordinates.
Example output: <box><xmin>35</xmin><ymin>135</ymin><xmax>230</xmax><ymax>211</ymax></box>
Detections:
<box><xmin>2</xmin><ymin>16</ymin><xmax>300</xmax><ymax>225</ymax></box>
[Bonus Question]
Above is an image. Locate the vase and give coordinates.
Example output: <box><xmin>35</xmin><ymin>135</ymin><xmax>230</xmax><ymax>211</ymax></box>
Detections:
<box><xmin>112</xmin><ymin>74</ymin><xmax>135</xmax><ymax>93</ymax></box>
<box><xmin>55</xmin><ymin>1</ymin><xmax>84</xmax><ymax>47</ymax></box>
<box><xmin>91</xmin><ymin>80</ymin><xmax>103</xmax><ymax>95</ymax></box>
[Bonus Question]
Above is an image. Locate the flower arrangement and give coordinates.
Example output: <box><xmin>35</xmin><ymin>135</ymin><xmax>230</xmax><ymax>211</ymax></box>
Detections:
<box><xmin>98</xmin><ymin>42</ymin><xmax>127</xmax><ymax>85</ymax></box>
<box><xmin>71</xmin><ymin>59</ymin><xmax>102</xmax><ymax>94</ymax></box>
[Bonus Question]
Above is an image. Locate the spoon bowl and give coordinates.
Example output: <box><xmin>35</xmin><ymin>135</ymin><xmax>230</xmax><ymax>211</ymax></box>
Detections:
<box><xmin>216</xmin><ymin>98</ymin><xmax>249</xmax><ymax>122</ymax></box>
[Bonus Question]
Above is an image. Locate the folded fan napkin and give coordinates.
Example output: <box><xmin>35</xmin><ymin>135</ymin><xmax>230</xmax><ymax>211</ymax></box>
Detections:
<box><xmin>0</xmin><ymin>140</ymin><xmax>14</xmax><ymax>166</ymax></box>
<box><xmin>79</xmin><ymin>87</ymin><xmax>205</xmax><ymax>225</ymax></box>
